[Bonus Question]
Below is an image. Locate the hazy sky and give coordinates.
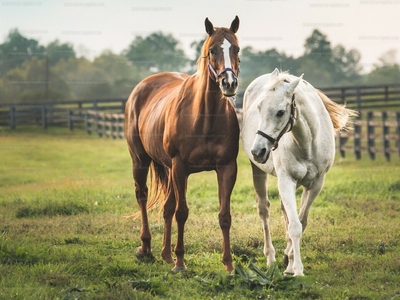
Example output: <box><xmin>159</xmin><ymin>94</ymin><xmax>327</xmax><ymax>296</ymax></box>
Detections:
<box><xmin>1</xmin><ymin>0</ymin><xmax>399</xmax><ymax>73</ymax></box>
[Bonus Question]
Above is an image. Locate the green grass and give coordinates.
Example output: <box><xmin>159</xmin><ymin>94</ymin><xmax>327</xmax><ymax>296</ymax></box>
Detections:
<box><xmin>0</xmin><ymin>126</ymin><xmax>400</xmax><ymax>299</ymax></box>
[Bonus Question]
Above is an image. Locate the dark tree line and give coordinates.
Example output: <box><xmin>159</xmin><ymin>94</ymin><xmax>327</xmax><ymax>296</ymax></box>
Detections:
<box><xmin>0</xmin><ymin>28</ymin><xmax>399</xmax><ymax>103</ymax></box>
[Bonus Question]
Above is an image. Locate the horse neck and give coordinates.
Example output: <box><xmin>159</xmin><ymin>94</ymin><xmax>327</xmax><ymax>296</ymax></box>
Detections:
<box><xmin>191</xmin><ymin>73</ymin><xmax>227</xmax><ymax>126</ymax></box>
<box><xmin>290</xmin><ymin>94</ymin><xmax>316</xmax><ymax>156</ymax></box>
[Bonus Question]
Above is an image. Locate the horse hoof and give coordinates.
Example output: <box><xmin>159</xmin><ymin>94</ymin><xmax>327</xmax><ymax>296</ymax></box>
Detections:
<box><xmin>161</xmin><ymin>253</ymin><xmax>174</xmax><ymax>264</ymax></box>
<box><xmin>163</xmin><ymin>256</ymin><xmax>174</xmax><ymax>264</ymax></box>
<box><xmin>171</xmin><ymin>266</ymin><xmax>187</xmax><ymax>273</ymax></box>
<box><xmin>135</xmin><ymin>247</ymin><xmax>153</xmax><ymax>259</ymax></box>
<box><xmin>283</xmin><ymin>271</ymin><xmax>294</xmax><ymax>276</ymax></box>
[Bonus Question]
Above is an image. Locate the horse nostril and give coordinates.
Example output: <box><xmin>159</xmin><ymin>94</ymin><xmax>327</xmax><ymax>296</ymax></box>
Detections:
<box><xmin>221</xmin><ymin>78</ymin><xmax>228</xmax><ymax>88</ymax></box>
<box><xmin>232</xmin><ymin>78</ymin><xmax>238</xmax><ymax>89</ymax></box>
<box><xmin>251</xmin><ymin>148</ymin><xmax>266</xmax><ymax>158</ymax></box>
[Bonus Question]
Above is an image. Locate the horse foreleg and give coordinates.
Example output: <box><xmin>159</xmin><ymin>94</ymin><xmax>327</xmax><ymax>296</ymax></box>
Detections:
<box><xmin>278</xmin><ymin>176</ymin><xmax>304</xmax><ymax>276</ymax></box>
<box><xmin>133</xmin><ymin>155</ymin><xmax>152</xmax><ymax>259</ymax></box>
<box><xmin>251</xmin><ymin>161</ymin><xmax>275</xmax><ymax>267</ymax></box>
<box><xmin>280</xmin><ymin>199</ymin><xmax>292</xmax><ymax>269</ymax></box>
<box><xmin>171</xmin><ymin>157</ymin><xmax>188</xmax><ymax>272</ymax></box>
<box><xmin>216</xmin><ymin>161</ymin><xmax>237</xmax><ymax>273</ymax></box>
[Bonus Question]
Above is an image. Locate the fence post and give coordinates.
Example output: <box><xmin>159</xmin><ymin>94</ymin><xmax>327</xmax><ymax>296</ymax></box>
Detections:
<box><xmin>356</xmin><ymin>87</ymin><xmax>361</xmax><ymax>114</ymax></box>
<box><xmin>382</xmin><ymin>112</ymin><xmax>390</xmax><ymax>161</ymax></box>
<box><xmin>85</xmin><ymin>111</ymin><xmax>90</xmax><ymax>134</ymax></box>
<box><xmin>338</xmin><ymin>131</ymin><xmax>347</xmax><ymax>158</ymax></box>
<box><xmin>68</xmin><ymin>109</ymin><xmax>74</xmax><ymax>131</ymax></box>
<box><xmin>97</xmin><ymin>111</ymin><xmax>102</xmax><ymax>137</ymax></box>
<box><xmin>10</xmin><ymin>106</ymin><xmax>16</xmax><ymax>129</ymax></box>
<box><xmin>354</xmin><ymin>117</ymin><xmax>361</xmax><ymax>160</ymax></box>
<box><xmin>42</xmin><ymin>105</ymin><xmax>47</xmax><ymax>129</ymax></box>
<box><xmin>367</xmin><ymin>111</ymin><xmax>375</xmax><ymax>160</ymax></box>
<box><xmin>341</xmin><ymin>88</ymin><xmax>345</xmax><ymax>105</ymax></box>
<box><xmin>396</xmin><ymin>112</ymin><xmax>400</xmax><ymax>158</ymax></box>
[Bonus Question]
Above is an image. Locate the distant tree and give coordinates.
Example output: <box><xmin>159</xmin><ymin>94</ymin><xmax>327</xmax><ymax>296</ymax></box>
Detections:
<box><xmin>93</xmin><ymin>51</ymin><xmax>144</xmax><ymax>97</ymax></box>
<box><xmin>303</xmin><ymin>29</ymin><xmax>335</xmax><ymax>74</ymax></box>
<box><xmin>238</xmin><ymin>46</ymin><xmax>300</xmax><ymax>97</ymax></box>
<box><xmin>332</xmin><ymin>45</ymin><xmax>363</xmax><ymax>83</ymax></box>
<box><xmin>297</xmin><ymin>56</ymin><xmax>334</xmax><ymax>87</ymax></box>
<box><xmin>0</xmin><ymin>29</ymin><xmax>46</xmax><ymax>76</ymax></box>
<box><xmin>366</xmin><ymin>50</ymin><xmax>400</xmax><ymax>85</ymax></box>
<box><xmin>52</xmin><ymin>57</ymin><xmax>110</xmax><ymax>99</ymax></box>
<box><xmin>1</xmin><ymin>56</ymin><xmax>67</xmax><ymax>103</ymax></box>
<box><xmin>124</xmin><ymin>32</ymin><xmax>189</xmax><ymax>73</ymax></box>
<box><xmin>189</xmin><ymin>39</ymin><xmax>205</xmax><ymax>73</ymax></box>
<box><xmin>46</xmin><ymin>40</ymin><xmax>76</xmax><ymax>66</ymax></box>
<box><xmin>366</xmin><ymin>64</ymin><xmax>400</xmax><ymax>85</ymax></box>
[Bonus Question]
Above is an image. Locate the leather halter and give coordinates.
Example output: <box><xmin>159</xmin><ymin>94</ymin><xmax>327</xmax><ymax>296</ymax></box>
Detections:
<box><xmin>208</xmin><ymin>62</ymin><xmax>238</xmax><ymax>82</ymax></box>
<box><xmin>256</xmin><ymin>94</ymin><xmax>297</xmax><ymax>151</ymax></box>
<box><xmin>202</xmin><ymin>54</ymin><xmax>239</xmax><ymax>82</ymax></box>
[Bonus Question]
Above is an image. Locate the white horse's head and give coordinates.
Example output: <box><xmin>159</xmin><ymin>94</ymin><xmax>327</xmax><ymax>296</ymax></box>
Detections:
<box><xmin>251</xmin><ymin>68</ymin><xmax>303</xmax><ymax>163</ymax></box>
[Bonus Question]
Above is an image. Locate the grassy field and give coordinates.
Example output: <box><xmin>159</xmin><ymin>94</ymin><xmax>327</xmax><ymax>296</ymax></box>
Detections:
<box><xmin>1</xmin><ymin>127</ymin><xmax>400</xmax><ymax>300</ymax></box>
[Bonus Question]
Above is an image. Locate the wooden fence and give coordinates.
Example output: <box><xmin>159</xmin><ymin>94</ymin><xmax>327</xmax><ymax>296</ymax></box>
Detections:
<box><xmin>0</xmin><ymin>98</ymin><xmax>126</xmax><ymax>129</ymax></box>
<box><xmin>320</xmin><ymin>83</ymin><xmax>400</xmax><ymax>112</ymax></box>
<box><xmin>1</xmin><ymin>84</ymin><xmax>400</xmax><ymax>160</ymax></box>
<box><xmin>85</xmin><ymin>110</ymin><xmax>124</xmax><ymax>139</ymax></box>
<box><xmin>1</xmin><ymin>84</ymin><xmax>400</xmax><ymax>129</ymax></box>
<box><xmin>337</xmin><ymin>111</ymin><xmax>400</xmax><ymax>161</ymax></box>
<box><xmin>84</xmin><ymin>109</ymin><xmax>400</xmax><ymax>161</ymax></box>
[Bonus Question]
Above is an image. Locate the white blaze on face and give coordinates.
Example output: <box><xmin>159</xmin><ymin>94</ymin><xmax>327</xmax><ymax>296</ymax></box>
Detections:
<box><xmin>221</xmin><ymin>38</ymin><xmax>232</xmax><ymax>69</ymax></box>
<box><xmin>221</xmin><ymin>38</ymin><xmax>235</xmax><ymax>85</ymax></box>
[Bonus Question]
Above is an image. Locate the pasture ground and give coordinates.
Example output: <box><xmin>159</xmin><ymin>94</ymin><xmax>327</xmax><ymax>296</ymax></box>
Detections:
<box><xmin>1</xmin><ymin>127</ymin><xmax>400</xmax><ymax>299</ymax></box>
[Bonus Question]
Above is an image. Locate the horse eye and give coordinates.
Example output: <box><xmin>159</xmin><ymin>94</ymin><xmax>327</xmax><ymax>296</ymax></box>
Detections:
<box><xmin>209</xmin><ymin>48</ymin><xmax>215</xmax><ymax>55</ymax></box>
<box><xmin>277</xmin><ymin>110</ymin><xmax>285</xmax><ymax>117</ymax></box>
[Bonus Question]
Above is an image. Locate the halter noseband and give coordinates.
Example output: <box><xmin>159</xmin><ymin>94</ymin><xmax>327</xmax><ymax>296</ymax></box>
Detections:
<box><xmin>256</xmin><ymin>94</ymin><xmax>297</xmax><ymax>151</ymax></box>
<box><xmin>202</xmin><ymin>54</ymin><xmax>239</xmax><ymax>82</ymax></box>
<box><xmin>208</xmin><ymin>62</ymin><xmax>238</xmax><ymax>82</ymax></box>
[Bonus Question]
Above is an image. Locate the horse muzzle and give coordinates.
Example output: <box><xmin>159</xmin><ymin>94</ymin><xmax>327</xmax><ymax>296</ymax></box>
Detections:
<box><xmin>251</xmin><ymin>146</ymin><xmax>270</xmax><ymax>164</ymax></box>
<box><xmin>219</xmin><ymin>70</ymin><xmax>238</xmax><ymax>97</ymax></box>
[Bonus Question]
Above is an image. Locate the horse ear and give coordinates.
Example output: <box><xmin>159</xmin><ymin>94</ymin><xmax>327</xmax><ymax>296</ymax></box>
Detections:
<box><xmin>205</xmin><ymin>17</ymin><xmax>214</xmax><ymax>36</ymax></box>
<box><xmin>270</xmin><ymin>68</ymin><xmax>280</xmax><ymax>80</ymax></box>
<box><xmin>286</xmin><ymin>74</ymin><xmax>303</xmax><ymax>95</ymax></box>
<box><xmin>230</xmin><ymin>15</ymin><xmax>239</xmax><ymax>33</ymax></box>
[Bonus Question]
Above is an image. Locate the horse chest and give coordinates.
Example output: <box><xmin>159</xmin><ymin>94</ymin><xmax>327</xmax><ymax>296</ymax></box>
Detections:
<box><xmin>186</xmin><ymin>143</ymin><xmax>226</xmax><ymax>168</ymax></box>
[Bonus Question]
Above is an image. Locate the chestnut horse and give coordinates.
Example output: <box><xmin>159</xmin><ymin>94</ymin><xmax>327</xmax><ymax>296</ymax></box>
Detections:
<box><xmin>125</xmin><ymin>16</ymin><xmax>240</xmax><ymax>272</ymax></box>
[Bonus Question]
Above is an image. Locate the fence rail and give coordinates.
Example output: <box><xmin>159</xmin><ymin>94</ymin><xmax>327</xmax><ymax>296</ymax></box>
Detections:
<box><xmin>321</xmin><ymin>83</ymin><xmax>400</xmax><ymax>111</ymax></box>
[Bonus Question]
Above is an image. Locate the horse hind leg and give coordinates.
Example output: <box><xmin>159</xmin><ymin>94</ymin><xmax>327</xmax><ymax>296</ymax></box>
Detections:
<box><xmin>161</xmin><ymin>171</ymin><xmax>175</xmax><ymax>265</ymax></box>
<box><xmin>251</xmin><ymin>162</ymin><xmax>276</xmax><ymax>267</ymax></box>
<box><xmin>132</xmin><ymin>154</ymin><xmax>153</xmax><ymax>259</ymax></box>
<box><xmin>298</xmin><ymin>177</ymin><xmax>325</xmax><ymax>232</ymax></box>
<box><xmin>171</xmin><ymin>157</ymin><xmax>189</xmax><ymax>272</ymax></box>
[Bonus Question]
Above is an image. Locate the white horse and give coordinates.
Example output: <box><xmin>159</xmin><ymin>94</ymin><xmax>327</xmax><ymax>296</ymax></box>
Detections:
<box><xmin>241</xmin><ymin>68</ymin><xmax>356</xmax><ymax>276</ymax></box>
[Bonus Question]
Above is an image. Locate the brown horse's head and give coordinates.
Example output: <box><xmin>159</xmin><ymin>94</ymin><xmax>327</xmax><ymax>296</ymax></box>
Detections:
<box><xmin>200</xmin><ymin>16</ymin><xmax>240</xmax><ymax>97</ymax></box>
